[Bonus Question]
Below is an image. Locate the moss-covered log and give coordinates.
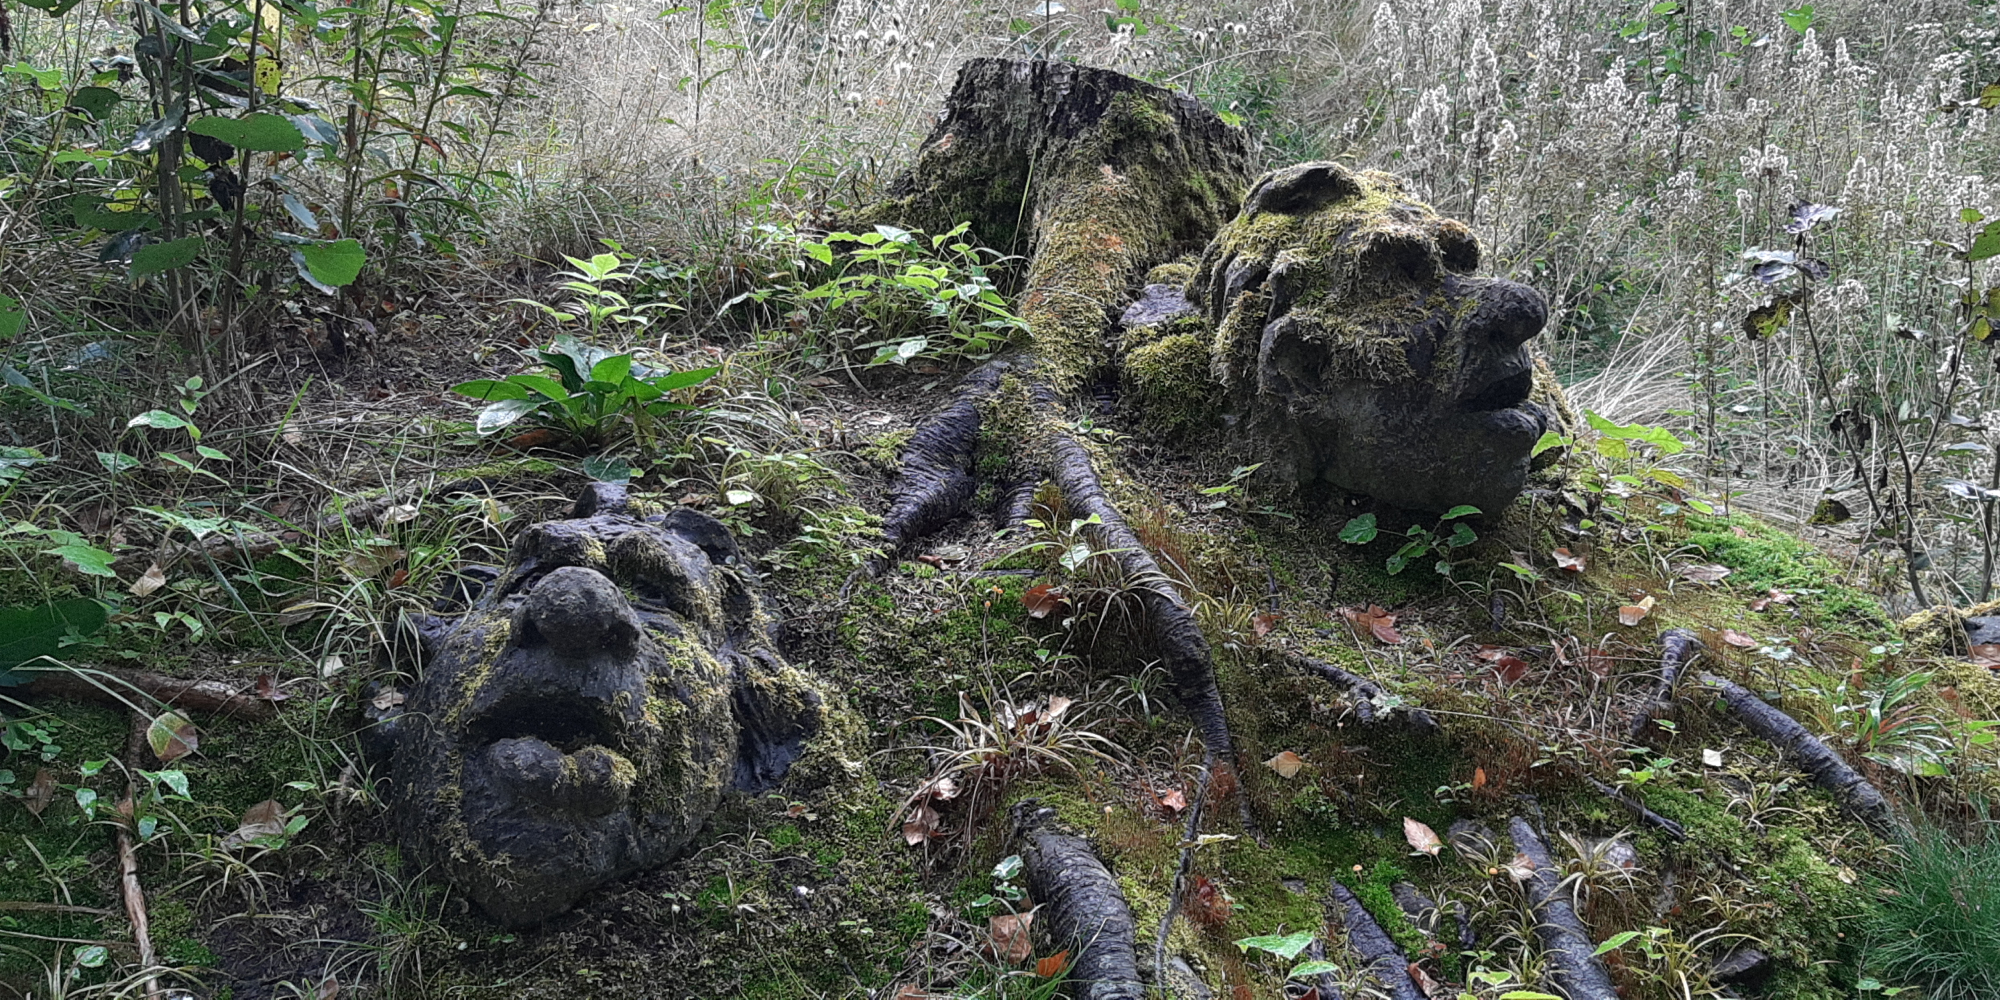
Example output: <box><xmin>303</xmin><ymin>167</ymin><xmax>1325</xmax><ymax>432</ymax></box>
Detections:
<box><xmin>1014</xmin><ymin>801</ymin><xmax>1143</xmax><ymax>1000</ymax></box>
<box><xmin>1698</xmin><ymin>672</ymin><xmax>1896</xmax><ymax>837</ymax></box>
<box><xmin>1508</xmin><ymin>816</ymin><xmax>1620</xmax><ymax>1000</ymax></box>
<box><xmin>861</xmin><ymin>58</ymin><xmax>1251</xmax><ymax>393</ymax></box>
<box><xmin>1628</xmin><ymin>628</ymin><xmax>1701</xmax><ymax>741</ymax></box>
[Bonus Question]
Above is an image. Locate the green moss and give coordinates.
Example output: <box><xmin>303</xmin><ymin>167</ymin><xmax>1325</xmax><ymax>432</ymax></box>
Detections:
<box><xmin>1683</xmin><ymin>512</ymin><xmax>1888</xmax><ymax>631</ymax></box>
<box><xmin>1125</xmin><ymin>332</ymin><xmax>1218</xmax><ymax>432</ymax></box>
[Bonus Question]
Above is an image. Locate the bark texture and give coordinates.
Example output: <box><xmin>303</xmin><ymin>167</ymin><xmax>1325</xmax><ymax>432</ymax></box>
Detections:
<box><xmin>1629</xmin><ymin>628</ymin><xmax>1701</xmax><ymax>741</ymax></box>
<box><xmin>864</xmin><ymin>58</ymin><xmax>1252</xmax><ymax>392</ymax></box>
<box><xmin>1508</xmin><ymin>816</ymin><xmax>1621</xmax><ymax>1000</ymax></box>
<box><xmin>1328</xmin><ymin>881</ymin><xmax>1424</xmax><ymax>1000</ymax></box>
<box><xmin>1698</xmin><ymin>672</ymin><xmax>1896</xmax><ymax>836</ymax></box>
<box><xmin>1014</xmin><ymin>802</ymin><xmax>1143</xmax><ymax>1000</ymax></box>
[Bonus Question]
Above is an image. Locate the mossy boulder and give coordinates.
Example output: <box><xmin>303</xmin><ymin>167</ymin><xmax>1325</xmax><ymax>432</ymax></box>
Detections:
<box><xmin>379</xmin><ymin>484</ymin><xmax>832</xmax><ymax>927</ymax></box>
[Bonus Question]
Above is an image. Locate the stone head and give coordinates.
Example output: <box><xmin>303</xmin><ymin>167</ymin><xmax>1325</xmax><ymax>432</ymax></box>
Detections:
<box><xmin>1192</xmin><ymin>161</ymin><xmax>1556</xmax><ymax>514</ymax></box>
<box><xmin>379</xmin><ymin>484</ymin><xmax>823</xmax><ymax>927</ymax></box>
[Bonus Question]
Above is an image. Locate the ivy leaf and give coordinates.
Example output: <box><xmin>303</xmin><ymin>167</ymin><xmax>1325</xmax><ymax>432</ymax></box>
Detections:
<box><xmin>1338</xmin><ymin>513</ymin><xmax>1378</xmax><ymax>545</ymax></box>
<box><xmin>118</xmin><ymin>110</ymin><xmax>185</xmax><ymax>155</ymax></box>
<box><xmin>1234</xmin><ymin>930</ymin><xmax>1315</xmax><ymax>961</ymax></box>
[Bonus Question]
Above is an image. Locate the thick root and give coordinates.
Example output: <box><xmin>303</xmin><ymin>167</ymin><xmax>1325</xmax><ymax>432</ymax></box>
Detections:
<box><xmin>1292</xmin><ymin>654</ymin><xmax>1440</xmax><ymax>734</ymax></box>
<box><xmin>19</xmin><ymin>667</ymin><xmax>277</xmax><ymax>721</ymax></box>
<box><xmin>1508</xmin><ymin>817</ymin><xmax>1621</xmax><ymax>1000</ymax></box>
<box><xmin>1328</xmin><ymin>881</ymin><xmax>1424</xmax><ymax>1000</ymax></box>
<box><xmin>1014</xmin><ymin>801</ymin><xmax>1143</xmax><ymax>1000</ymax></box>
<box><xmin>1698</xmin><ymin>672</ymin><xmax>1896</xmax><ymax>836</ymax></box>
<box><xmin>1628</xmin><ymin>628</ymin><xmax>1701</xmax><ymax>741</ymax></box>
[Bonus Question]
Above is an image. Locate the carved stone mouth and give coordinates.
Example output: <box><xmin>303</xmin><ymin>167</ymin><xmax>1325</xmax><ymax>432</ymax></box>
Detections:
<box><xmin>467</xmin><ymin>693</ymin><xmax>625</xmax><ymax>754</ymax></box>
<box><xmin>1462</xmin><ymin>368</ymin><xmax>1533</xmax><ymax>413</ymax></box>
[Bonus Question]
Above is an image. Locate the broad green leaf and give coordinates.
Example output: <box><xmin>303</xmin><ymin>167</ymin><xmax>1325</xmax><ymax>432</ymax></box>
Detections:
<box><xmin>130</xmin><ymin>237</ymin><xmax>205</xmax><ymax>278</ymax></box>
<box><xmin>1439</xmin><ymin>505</ymin><xmax>1481</xmax><ymax>520</ymax></box>
<box><xmin>589</xmin><ymin>354</ymin><xmax>633</xmax><ymax>384</ymax></box>
<box><xmin>1593</xmin><ymin>930</ymin><xmax>1642</xmax><ymax>956</ymax></box>
<box><xmin>128</xmin><ymin>409</ymin><xmax>192</xmax><ymax>431</ymax></box>
<box><xmin>1289</xmin><ymin>960</ymin><xmax>1340</xmax><ymax>978</ymax></box>
<box><xmin>450</xmin><ymin>378</ymin><xmax>530</xmax><ymax>401</ymax></box>
<box><xmin>507</xmin><ymin>373</ymin><xmax>570</xmax><ymax>401</ymax></box>
<box><xmin>475</xmin><ymin>398</ymin><xmax>540</xmax><ymax>435</ymax></box>
<box><xmin>188</xmin><ymin>113</ymin><xmax>305</xmax><ymax>152</ymax></box>
<box><xmin>1338</xmin><ymin>513</ymin><xmax>1378</xmax><ymax>545</ymax></box>
<box><xmin>3</xmin><ymin>62</ymin><xmax>61</xmax><ymax>90</ymax></box>
<box><xmin>46</xmin><ymin>543</ymin><xmax>117</xmax><ymax>577</ymax></box>
<box><xmin>294</xmin><ymin>239</ymin><xmax>365</xmax><ymax>289</ymax></box>
<box><xmin>1233</xmin><ymin>930</ymin><xmax>1314</xmax><ymax>961</ymax></box>
<box><xmin>0</xmin><ymin>599</ymin><xmax>108</xmax><ymax>682</ymax></box>
<box><xmin>69</xmin><ymin>87</ymin><xmax>121</xmax><ymax>119</ymax></box>
<box><xmin>1531</xmin><ymin>430</ymin><xmax>1570</xmax><ymax>457</ymax></box>
<box><xmin>652</xmin><ymin>366</ymin><xmax>720</xmax><ymax>391</ymax></box>
<box><xmin>1970</xmin><ymin>222</ymin><xmax>2000</xmax><ymax>263</ymax></box>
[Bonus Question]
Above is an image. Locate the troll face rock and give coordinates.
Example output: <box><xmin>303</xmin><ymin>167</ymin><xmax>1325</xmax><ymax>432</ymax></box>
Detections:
<box><xmin>1186</xmin><ymin>162</ymin><xmax>1562</xmax><ymax>514</ymax></box>
<box><xmin>380</xmin><ymin>485</ymin><xmax>825</xmax><ymax>927</ymax></box>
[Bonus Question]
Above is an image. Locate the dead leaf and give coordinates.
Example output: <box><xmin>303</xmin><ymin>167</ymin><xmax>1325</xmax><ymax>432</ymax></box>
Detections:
<box><xmin>22</xmin><ymin>768</ymin><xmax>56</xmax><ymax>817</ymax></box>
<box><xmin>319</xmin><ymin>654</ymin><xmax>346</xmax><ymax>678</ymax></box>
<box><xmin>902</xmin><ymin>802</ymin><xmax>944</xmax><ymax>846</ymax></box>
<box><xmin>1552</xmin><ymin>547</ymin><xmax>1585</xmax><ymax>572</ymax></box>
<box><xmin>1042</xmin><ymin>695</ymin><xmax>1074</xmax><ymax>726</ymax></box>
<box><xmin>1491</xmin><ymin>654</ymin><xmax>1529</xmax><ymax>685</ymax></box>
<box><xmin>1265</xmin><ymin>751</ymin><xmax>1305</xmax><ymax>779</ymax></box>
<box><xmin>1408</xmin><ymin>963</ymin><xmax>1445</xmax><ymax>998</ymax></box>
<box><xmin>254</xmin><ymin>675</ymin><xmax>292</xmax><ymax>703</ymax></box>
<box><xmin>385</xmin><ymin>568</ymin><xmax>409</xmax><ymax>589</ymax></box>
<box><xmin>1617</xmin><ymin>595</ymin><xmax>1656</xmax><ymax>626</ymax></box>
<box><xmin>1679</xmin><ymin>563</ymin><xmax>1733</xmax><ymax>584</ymax></box>
<box><xmin>1035</xmin><ymin>950</ymin><xmax>1071</xmax><ymax>978</ymax></box>
<box><xmin>989</xmin><ymin>912</ymin><xmax>1034</xmax><ymax>964</ymax></box>
<box><xmin>1342</xmin><ymin>605</ymin><xmax>1403</xmax><ymax>644</ymax></box>
<box><xmin>223</xmin><ymin>799</ymin><xmax>288</xmax><ymax>850</ymax></box>
<box><xmin>1502</xmin><ymin>852</ymin><xmax>1539</xmax><ymax>882</ymax></box>
<box><xmin>1253</xmin><ymin>613</ymin><xmax>1281</xmax><ymax>638</ymax></box>
<box><xmin>1702</xmin><ymin>748</ymin><xmax>1724</xmax><ymax>767</ymax></box>
<box><xmin>382</xmin><ymin>503</ymin><xmax>420</xmax><ymax>525</ymax></box>
<box><xmin>914</xmin><ymin>554</ymin><xmax>944</xmax><ymax>568</ymax></box>
<box><xmin>1403</xmin><ymin>817</ymin><xmax>1443</xmax><ymax>856</ymax></box>
<box><xmin>337</xmin><ymin>542</ymin><xmax>406</xmax><ymax>581</ymax></box>
<box><xmin>1721</xmin><ymin>629</ymin><xmax>1758</xmax><ymax>649</ymax></box>
<box><xmin>1232</xmin><ymin>985</ymin><xmax>1254</xmax><ymax>1000</ymax></box>
<box><xmin>1022</xmin><ymin>583</ymin><xmax>1065</xmax><ymax>620</ymax></box>
<box><xmin>129</xmin><ymin>563</ymin><xmax>168</xmax><ymax>598</ymax></box>
<box><xmin>1582</xmin><ymin>647</ymin><xmax>1614</xmax><ymax>679</ymax></box>
<box><xmin>315</xmin><ymin>977</ymin><xmax>339</xmax><ymax>1000</ymax></box>
<box><xmin>1973</xmin><ymin>644</ymin><xmax>2000</xmax><ymax>668</ymax></box>
<box><xmin>1748</xmin><ymin>587</ymin><xmax>1795</xmax><ymax>611</ymax></box>
<box><xmin>371</xmin><ymin>688</ymin><xmax>405</xmax><ymax>712</ymax></box>
<box><xmin>1159</xmin><ymin>788</ymin><xmax>1187</xmax><ymax>814</ymax></box>
<box><xmin>505</xmin><ymin>427</ymin><xmax>562</xmax><ymax>450</ymax></box>
<box><xmin>1471</xmin><ymin>767</ymin><xmax>1488</xmax><ymax>791</ymax></box>
<box><xmin>147</xmin><ymin>711</ymin><xmax>198</xmax><ymax>762</ymax></box>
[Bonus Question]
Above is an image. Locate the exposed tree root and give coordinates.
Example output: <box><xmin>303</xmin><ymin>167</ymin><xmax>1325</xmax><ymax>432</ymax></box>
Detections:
<box><xmin>845</xmin><ymin>359</ymin><xmax>1012</xmax><ymax>591</ymax></box>
<box><xmin>1698</xmin><ymin>672</ymin><xmax>1896</xmax><ymax>836</ymax></box>
<box><xmin>1628</xmin><ymin>628</ymin><xmax>1701</xmax><ymax>741</ymax></box>
<box><xmin>17</xmin><ymin>667</ymin><xmax>277</xmax><ymax>721</ymax></box>
<box><xmin>1013</xmin><ymin>801</ymin><xmax>1143</xmax><ymax>1000</ymax></box>
<box><xmin>1507</xmin><ymin>817</ymin><xmax>1620</xmax><ymax>1000</ymax></box>
<box><xmin>1328</xmin><ymin>881</ymin><xmax>1424</xmax><ymax>1000</ymax></box>
<box><xmin>1586</xmin><ymin>776</ymin><xmax>1688</xmax><ymax>842</ymax></box>
<box><xmin>1035</xmin><ymin>387</ymin><xmax>1253</xmax><ymax>838</ymax></box>
<box><xmin>1291</xmin><ymin>654</ymin><xmax>1440</xmax><ymax>733</ymax></box>
<box><xmin>1152</xmin><ymin>766</ymin><xmax>1209</xmax><ymax>988</ymax></box>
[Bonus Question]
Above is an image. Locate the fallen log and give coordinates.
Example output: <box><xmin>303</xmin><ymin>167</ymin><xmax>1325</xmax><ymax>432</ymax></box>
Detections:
<box><xmin>1014</xmin><ymin>801</ymin><xmax>1143</xmax><ymax>1000</ymax></box>
<box><xmin>1327</xmin><ymin>881</ymin><xmax>1423</xmax><ymax>1000</ymax></box>
<box><xmin>1697</xmin><ymin>672</ymin><xmax>1896</xmax><ymax>836</ymax></box>
<box><xmin>1507</xmin><ymin>816</ymin><xmax>1620</xmax><ymax>1000</ymax></box>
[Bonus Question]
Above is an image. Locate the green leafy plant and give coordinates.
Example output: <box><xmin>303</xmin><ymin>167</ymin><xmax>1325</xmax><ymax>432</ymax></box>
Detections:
<box><xmin>508</xmin><ymin>244</ymin><xmax>680</xmax><ymax>342</ymax></box>
<box><xmin>1339</xmin><ymin>505</ymin><xmax>1481</xmax><ymax>576</ymax></box>
<box><xmin>451</xmin><ymin>335</ymin><xmax>719</xmax><ymax>451</ymax></box>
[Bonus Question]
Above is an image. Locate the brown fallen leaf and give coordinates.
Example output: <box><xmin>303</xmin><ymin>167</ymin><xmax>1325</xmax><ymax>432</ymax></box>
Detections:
<box><xmin>254</xmin><ymin>674</ymin><xmax>292</xmax><ymax>703</ymax></box>
<box><xmin>1679</xmin><ymin>563</ymin><xmax>1733</xmax><ymax>584</ymax></box>
<box><xmin>1491</xmin><ymin>653</ymin><xmax>1529</xmax><ymax>685</ymax></box>
<box><xmin>1253</xmin><ymin>612</ymin><xmax>1281</xmax><ymax>638</ymax></box>
<box><xmin>1617</xmin><ymin>595</ymin><xmax>1657</xmax><ymax>626</ymax></box>
<box><xmin>371</xmin><ymin>688</ymin><xmax>405</xmax><ymax>712</ymax></box>
<box><xmin>147</xmin><ymin>711</ymin><xmax>198</xmax><ymax>762</ymax></box>
<box><xmin>1341</xmin><ymin>604</ymin><xmax>1404</xmax><ymax>644</ymax></box>
<box><xmin>505</xmin><ymin>427</ymin><xmax>562</xmax><ymax>451</ymax></box>
<box><xmin>1972</xmin><ymin>644</ymin><xmax>2000</xmax><ymax>668</ymax></box>
<box><xmin>1582</xmin><ymin>647</ymin><xmax>1615</xmax><ymax>679</ymax></box>
<box><xmin>1471</xmin><ymin>767</ymin><xmax>1488</xmax><ymax>791</ymax></box>
<box><xmin>1721</xmin><ymin>629</ymin><xmax>1758</xmax><ymax>649</ymax></box>
<box><xmin>902</xmin><ymin>802</ymin><xmax>944</xmax><ymax>846</ymax></box>
<box><xmin>223</xmin><ymin>799</ymin><xmax>288</xmax><ymax>850</ymax></box>
<box><xmin>989</xmin><ymin>912</ymin><xmax>1034</xmax><ymax>964</ymax></box>
<box><xmin>22</xmin><ymin>767</ymin><xmax>56</xmax><ymax>817</ymax></box>
<box><xmin>129</xmin><ymin>563</ymin><xmax>168</xmax><ymax>598</ymax></box>
<box><xmin>1188</xmin><ymin>874</ymin><xmax>1233</xmax><ymax>926</ymax></box>
<box><xmin>1403</xmin><ymin>817</ymin><xmax>1443</xmax><ymax>856</ymax></box>
<box><xmin>1502</xmin><ymin>852</ymin><xmax>1539</xmax><ymax>882</ymax></box>
<box><xmin>914</xmin><ymin>554</ymin><xmax>944</xmax><ymax>569</ymax></box>
<box><xmin>1552</xmin><ymin>547</ymin><xmax>1585</xmax><ymax>572</ymax></box>
<box><xmin>1035</xmin><ymin>950</ymin><xmax>1071</xmax><ymax>978</ymax></box>
<box><xmin>1408</xmin><ymin>962</ymin><xmax>1445</xmax><ymax>998</ymax></box>
<box><xmin>1265</xmin><ymin>750</ymin><xmax>1305</xmax><ymax>779</ymax></box>
<box><xmin>1748</xmin><ymin>588</ymin><xmax>1796</xmax><ymax>611</ymax></box>
<box><xmin>1159</xmin><ymin>788</ymin><xmax>1187</xmax><ymax>814</ymax></box>
<box><xmin>1022</xmin><ymin>583</ymin><xmax>1065</xmax><ymax>620</ymax></box>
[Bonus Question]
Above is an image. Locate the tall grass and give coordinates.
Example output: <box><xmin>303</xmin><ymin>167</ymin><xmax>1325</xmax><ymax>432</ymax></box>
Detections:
<box><xmin>1863</xmin><ymin>819</ymin><xmax>2000</xmax><ymax>999</ymax></box>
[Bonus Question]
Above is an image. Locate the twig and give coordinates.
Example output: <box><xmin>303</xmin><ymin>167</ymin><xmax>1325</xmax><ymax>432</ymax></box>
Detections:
<box><xmin>1586</xmin><ymin>776</ymin><xmax>1688</xmax><ymax>841</ymax></box>
<box><xmin>120</xmin><ymin>714</ymin><xmax>162</xmax><ymax>1000</ymax></box>
<box><xmin>1291</xmin><ymin>654</ymin><xmax>1441</xmax><ymax>733</ymax></box>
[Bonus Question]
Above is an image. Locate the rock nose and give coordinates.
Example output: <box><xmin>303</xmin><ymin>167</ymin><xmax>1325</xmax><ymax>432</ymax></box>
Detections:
<box><xmin>1478</xmin><ymin>279</ymin><xmax>1548</xmax><ymax>349</ymax></box>
<box><xmin>521</xmin><ymin>566</ymin><xmax>642</xmax><ymax>660</ymax></box>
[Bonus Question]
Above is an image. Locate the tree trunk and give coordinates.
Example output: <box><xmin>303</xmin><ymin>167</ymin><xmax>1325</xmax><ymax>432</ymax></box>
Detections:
<box><xmin>862</xmin><ymin>58</ymin><xmax>1252</xmax><ymax>392</ymax></box>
